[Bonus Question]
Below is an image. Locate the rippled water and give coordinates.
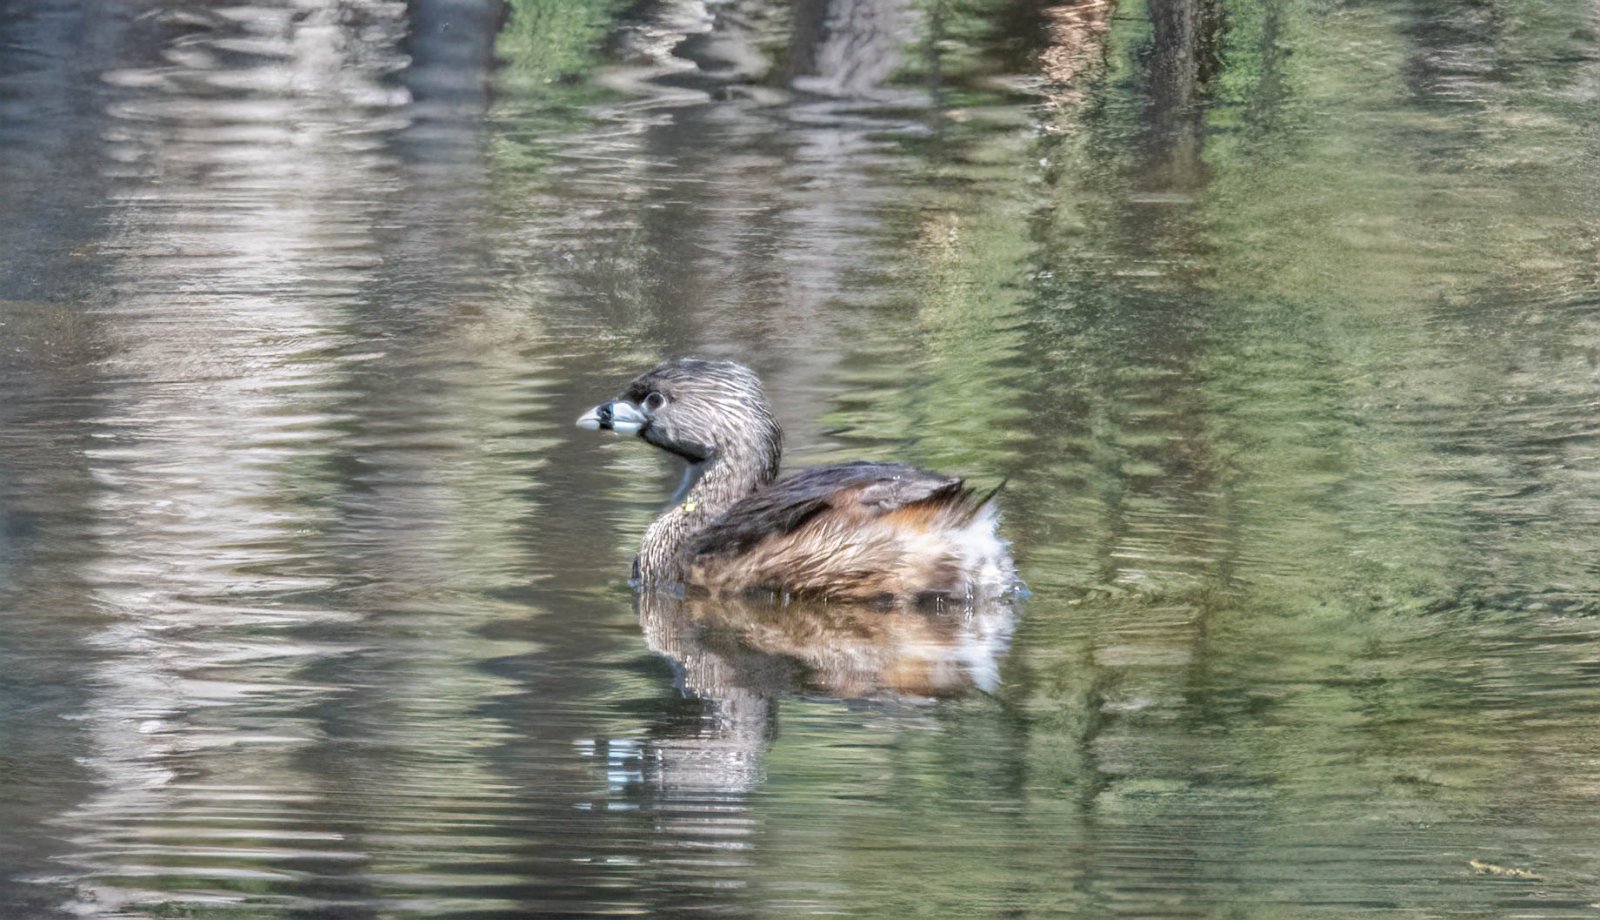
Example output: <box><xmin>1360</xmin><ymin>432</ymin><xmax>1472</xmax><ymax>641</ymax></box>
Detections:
<box><xmin>3</xmin><ymin>0</ymin><xmax>1599</xmax><ymax>916</ymax></box>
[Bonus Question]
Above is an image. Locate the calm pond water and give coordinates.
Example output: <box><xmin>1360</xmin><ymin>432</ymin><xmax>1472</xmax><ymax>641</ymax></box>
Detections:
<box><xmin>3</xmin><ymin>0</ymin><xmax>1600</xmax><ymax>916</ymax></box>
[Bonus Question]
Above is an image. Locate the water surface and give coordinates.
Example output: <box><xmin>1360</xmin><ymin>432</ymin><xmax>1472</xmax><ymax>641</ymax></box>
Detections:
<box><xmin>3</xmin><ymin>0</ymin><xmax>1600</xmax><ymax>916</ymax></box>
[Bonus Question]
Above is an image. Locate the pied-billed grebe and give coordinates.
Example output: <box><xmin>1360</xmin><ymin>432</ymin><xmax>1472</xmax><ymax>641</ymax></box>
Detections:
<box><xmin>577</xmin><ymin>358</ymin><xmax>1015</xmax><ymax>603</ymax></box>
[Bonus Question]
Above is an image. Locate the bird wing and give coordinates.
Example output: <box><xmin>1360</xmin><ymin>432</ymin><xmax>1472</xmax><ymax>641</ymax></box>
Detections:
<box><xmin>688</xmin><ymin>461</ymin><xmax>967</xmax><ymax>560</ymax></box>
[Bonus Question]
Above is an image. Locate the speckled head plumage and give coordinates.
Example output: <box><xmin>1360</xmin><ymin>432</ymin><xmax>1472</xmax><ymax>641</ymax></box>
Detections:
<box><xmin>578</xmin><ymin>358</ymin><xmax>781</xmax><ymax>477</ymax></box>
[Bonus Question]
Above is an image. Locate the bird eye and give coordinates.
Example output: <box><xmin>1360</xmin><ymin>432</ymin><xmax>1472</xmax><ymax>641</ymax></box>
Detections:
<box><xmin>643</xmin><ymin>392</ymin><xmax>667</xmax><ymax>412</ymax></box>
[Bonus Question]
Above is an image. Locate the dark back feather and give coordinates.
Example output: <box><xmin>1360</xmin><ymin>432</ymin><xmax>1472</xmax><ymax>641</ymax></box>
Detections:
<box><xmin>689</xmin><ymin>461</ymin><xmax>967</xmax><ymax>559</ymax></box>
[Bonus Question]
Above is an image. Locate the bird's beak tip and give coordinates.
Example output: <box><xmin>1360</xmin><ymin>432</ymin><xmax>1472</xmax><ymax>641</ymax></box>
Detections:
<box><xmin>577</xmin><ymin>400</ymin><xmax>647</xmax><ymax>436</ymax></box>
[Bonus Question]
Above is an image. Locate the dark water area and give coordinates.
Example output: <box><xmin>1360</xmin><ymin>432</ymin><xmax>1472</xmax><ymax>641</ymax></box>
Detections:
<box><xmin>2</xmin><ymin>0</ymin><xmax>1600</xmax><ymax>916</ymax></box>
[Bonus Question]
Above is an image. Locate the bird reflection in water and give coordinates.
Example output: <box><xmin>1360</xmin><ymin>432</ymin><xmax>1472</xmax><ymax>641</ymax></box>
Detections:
<box><xmin>603</xmin><ymin>589</ymin><xmax>1018</xmax><ymax>815</ymax></box>
<box><xmin>641</xmin><ymin>589</ymin><xmax>1018</xmax><ymax>703</ymax></box>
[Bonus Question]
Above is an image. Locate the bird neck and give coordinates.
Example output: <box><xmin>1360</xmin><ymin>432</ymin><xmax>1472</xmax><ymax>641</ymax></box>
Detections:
<box><xmin>638</xmin><ymin>442</ymin><xmax>778</xmax><ymax>584</ymax></box>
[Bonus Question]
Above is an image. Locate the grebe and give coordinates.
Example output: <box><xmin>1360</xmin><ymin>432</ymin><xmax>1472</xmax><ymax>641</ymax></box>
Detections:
<box><xmin>578</xmin><ymin>358</ymin><xmax>1014</xmax><ymax>604</ymax></box>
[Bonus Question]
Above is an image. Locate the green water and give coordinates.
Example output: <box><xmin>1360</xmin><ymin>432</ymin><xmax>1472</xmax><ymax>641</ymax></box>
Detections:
<box><xmin>2</xmin><ymin>0</ymin><xmax>1598</xmax><ymax>915</ymax></box>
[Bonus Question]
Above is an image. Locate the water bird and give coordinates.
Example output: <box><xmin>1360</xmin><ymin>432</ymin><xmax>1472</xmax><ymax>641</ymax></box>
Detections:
<box><xmin>577</xmin><ymin>358</ymin><xmax>1015</xmax><ymax>604</ymax></box>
